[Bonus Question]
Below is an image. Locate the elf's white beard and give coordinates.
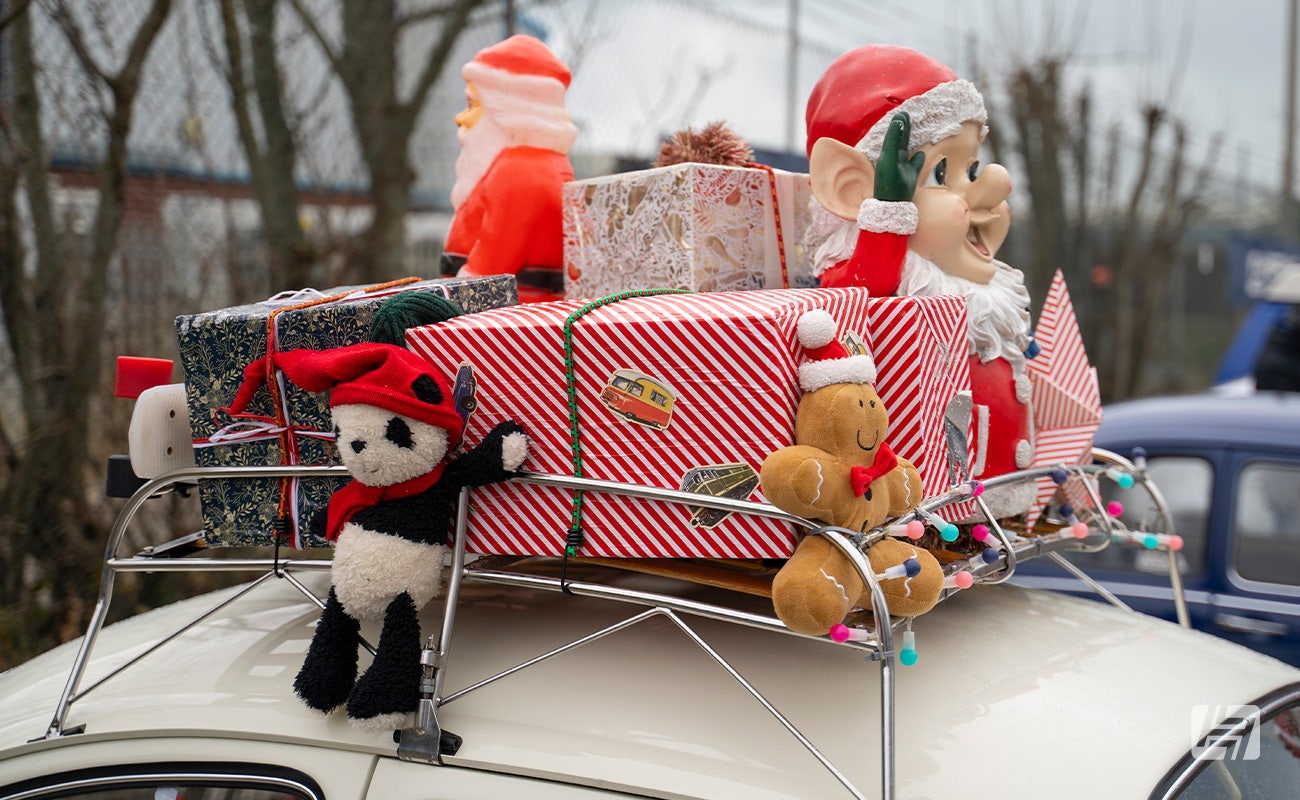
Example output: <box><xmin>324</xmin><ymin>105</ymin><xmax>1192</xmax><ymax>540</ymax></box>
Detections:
<box><xmin>898</xmin><ymin>250</ymin><xmax>1032</xmax><ymax>376</ymax></box>
<box><xmin>451</xmin><ymin>118</ymin><xmax>511</xmax><ymax>210</ymax></box>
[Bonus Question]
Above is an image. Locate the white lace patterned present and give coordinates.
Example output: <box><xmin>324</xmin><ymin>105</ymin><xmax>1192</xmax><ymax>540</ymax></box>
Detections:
<box><xmin>562</xmin><ymin>163</ymin><xmax>815</xmax><ymax>298</ymax></box>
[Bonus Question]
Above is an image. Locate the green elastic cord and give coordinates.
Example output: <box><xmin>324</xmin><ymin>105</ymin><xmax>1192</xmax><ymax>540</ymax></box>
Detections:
<box><xmin>561</xmin><ymin>288</ymin><xmax>691</xmax><ymax>558</ymax></box>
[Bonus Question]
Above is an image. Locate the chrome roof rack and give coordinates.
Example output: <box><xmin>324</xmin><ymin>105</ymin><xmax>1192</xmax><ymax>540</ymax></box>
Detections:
<box><xmin>42</xmin><ymin>450</ymin><xmax>1180</xmax><ymax>800</ymax></box>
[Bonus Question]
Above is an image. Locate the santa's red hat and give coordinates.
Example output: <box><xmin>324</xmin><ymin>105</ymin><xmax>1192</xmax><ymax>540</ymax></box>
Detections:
<box><xmin>796</xmin><ymin>309</ymin><xmax>876</xmax><ymax>392</ymax></box>
<box><xmin>804</xmin><ymin>44</ymin><xmax>986</xmax><ymax>162</ymax></box>
<box><xmin>463</xmin><ymin>34</ymin><xmax>570</xmax><ymax>104</ymax></box>
<box><xmin>224</xmin><ymin>343</ymin><xmax>464</xmax><ymax>442</ymax></box>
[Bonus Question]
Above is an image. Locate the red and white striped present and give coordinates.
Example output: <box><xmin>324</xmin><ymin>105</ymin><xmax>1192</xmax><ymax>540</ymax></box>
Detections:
<box><xmin>1025</xmin><ymin>270</ymin><xmax>1104</xmax><ymax>528</ymax></box>
<box><xmin>406</xmin><ymin>288</ymin><xmax>969</xmax><ymax>558</ymax></box>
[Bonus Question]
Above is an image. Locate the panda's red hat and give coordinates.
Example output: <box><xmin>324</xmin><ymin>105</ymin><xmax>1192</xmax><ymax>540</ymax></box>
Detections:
<box><xmin>224</xmin><ymin>343</ymin><xmax>465</xmax><ymax>441</ymax></box>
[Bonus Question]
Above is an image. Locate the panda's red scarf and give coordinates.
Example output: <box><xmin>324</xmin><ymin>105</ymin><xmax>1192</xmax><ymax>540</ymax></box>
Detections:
<box><xmin>325</xmin><ymin>463</ymin><xmax>446</xmax><ymax>541</ymax></box>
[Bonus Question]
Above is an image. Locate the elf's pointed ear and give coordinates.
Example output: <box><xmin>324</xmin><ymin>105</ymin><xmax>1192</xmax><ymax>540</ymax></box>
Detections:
<box><xmin>810</xmin><ymin>137</ymin><xmax>875</xmax><ymax>222</ymax></box>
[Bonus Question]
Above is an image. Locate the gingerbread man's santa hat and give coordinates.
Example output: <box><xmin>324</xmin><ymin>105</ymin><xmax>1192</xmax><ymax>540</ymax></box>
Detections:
<box><xmin>804</xmin><ymin>44</ymin><xmax>987</xmax><ymax>164</ymax></box>
<box><xmin>796</xmin><ymin>309</ymin><xmax>876</xmax><ymax>392</ymax></box>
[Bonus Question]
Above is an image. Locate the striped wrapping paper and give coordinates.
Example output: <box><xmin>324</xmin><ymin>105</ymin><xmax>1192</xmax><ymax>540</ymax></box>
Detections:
<box><xmin>865</xmin><ymin>294</ymin><xmax>971</xmax><ymax>497</ymax></box>
<box><xmin>1024</xmin><ymin>270</ymin><xmax>1103</xmax><ymax>529</ymax></box>
<box><xmin>406</xmin><ymin>288</ymin><xmax>969</xmax><ymax>558</ymax></box>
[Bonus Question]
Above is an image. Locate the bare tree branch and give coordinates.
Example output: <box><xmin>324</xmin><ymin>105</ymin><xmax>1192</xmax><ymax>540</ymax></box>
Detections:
<box><xmin>194</xmin><ymin>0</ymin><xmax>237</xmax><ymax>85</ymax></box>
<box><xmin>8</xmin><ymin>6</ymin><xmax>63</xmax><ymax>387</ymax></box>
<box><xmin>43</xmin><ymin>0</ymin><xmax>108</xmax><ymax>89</ymax></box>
<box><xmin>395</xmin><ymin>0</ymin><xmax>460</xmax><ymax>30</ymax></box>
<box><xmin>401</xmin><ymin>0</ymin><xmax>482</xmax><ymax>132</ymax></box>
<box><xmin>0</xmin><ymin>0</ymin><xmax>35</xmax><ymax>32</ymax></box>
<box><xmin>115</xmin><ymin>0</ymin><xmax>173</xmax><ymax>92</ymax></box>
<box><xmin>286</xmin><ymin>0</ymin><xmax>344</xmax><ymax>77</ymax></box>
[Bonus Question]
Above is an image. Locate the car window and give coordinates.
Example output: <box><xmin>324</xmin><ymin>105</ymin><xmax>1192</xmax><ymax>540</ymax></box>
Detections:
<box><xmin>1233</xmin><ymin>460</ymin><xmax>1300</xmax><ymax>587</ymax></box>
<box><xmin>1070</xmin><ymin>456</ymin><xmax>1211</xmax><ymax>577</ymax></box>
<box><xmin>1163</xmin><ymin>704</ymin><xmax>1300</xmax><ymax>799</ymax></box>
<box><xmin>0</xmin><ymin>766</ymin><xmax>321</xmax><ymax>800</ymax></box>
<box><xmin>31</xmin><ymin>790</ymin><xmax>304</xmax><ymax>800</ymax></box>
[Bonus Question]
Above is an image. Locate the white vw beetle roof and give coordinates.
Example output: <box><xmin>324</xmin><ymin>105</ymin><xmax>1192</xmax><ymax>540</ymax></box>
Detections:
<box><xmin>2</xmin><ymin>568</ymin><xmax>1297</xmax><ymax>799</ymax></box>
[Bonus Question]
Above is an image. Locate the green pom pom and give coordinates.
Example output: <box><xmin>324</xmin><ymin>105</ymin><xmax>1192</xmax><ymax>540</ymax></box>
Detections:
<box><xmin>369</xmin><ymin>292</ymin><xmax>464</xmax><ymax>345</ymax></box>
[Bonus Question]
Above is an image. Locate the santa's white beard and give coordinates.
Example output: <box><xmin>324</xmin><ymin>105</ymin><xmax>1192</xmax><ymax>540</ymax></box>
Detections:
<box><xmin>451</xmin><ymin>120</ymin><xmax>511</xmax><ymax>209</ymax></box>
<box><xmin>898</xmin><ymin>250</ymin><xmax>1032</xmax><ymax>375</ymax></box>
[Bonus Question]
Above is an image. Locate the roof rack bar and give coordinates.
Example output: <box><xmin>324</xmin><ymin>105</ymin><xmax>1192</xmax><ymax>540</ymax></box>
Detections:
<box><xmin>817</xmin><ymin>529</ymin><xmax>895</xmax><ymax>800</ymax></box>
<box><xmin>464</xmin><ymin>567</ymin><xmax>841</xmax><ymax>643</ymax></box>
<box><xmin>1092</xmin><ymin>448</ymin><xmax>1190</xmax><ymax>627</ymax></box>
<box><xmin>432</xmin><ymin>486</ymin><xmax>473</xmax><ymax>707</ymax></box>
<box><xmin>517</xmin><ymin>471</ymin><xmax>809</xmax><ymax>525</ymax></box>
<box><xmin>662</xmin><ymin>606</ymin><xmax>870</xmax><ymax>800</ymax></box>
<box><xmin>439</xmin><ymin>605</ymin><xmax>665</xmax><ymax>706</ymax></box>
<box><xmin>72</xmin><ymin>572</ymin><xmax>278</xmax><ymax>704</ymax></box>
<box><xmin>43</xmin><ymin>464</ymin><xmax>345</xmax><ymax>738</ymax></box>
<box><xmin>105</xmin><ymin>557</ymin><xmax>332</xmax><ymax>573</ymax></box>
<box><xmin>45</xmin><ymin>453</ymin><xmax>1178</xmax><ymax>800</ymax></box>
<box><xmin>278</xmin><ymin>569</ymin><xmax>377</xmax><ymax>657</ymax></box>
<box><xmin>1045</xmin><ymin>551</ymin><xmax>1134</xmax><ymax>612</ymax></box>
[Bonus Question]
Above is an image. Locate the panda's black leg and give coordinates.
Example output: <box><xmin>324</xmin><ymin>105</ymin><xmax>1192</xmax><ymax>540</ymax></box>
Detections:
<box><xmin>347</xmin><ymin>592</ymin><xmax>422</xmax><ymax>731</ymax></box>
<box><xmin>293</xmin><ymin>586</ymin><xmax>360</xmax><ymax>713</ymax></box>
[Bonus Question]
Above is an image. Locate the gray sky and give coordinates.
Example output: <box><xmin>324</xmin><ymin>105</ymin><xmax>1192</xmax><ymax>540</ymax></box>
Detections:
<box><xmin>536</xmin><ymin>0</ymin><xmax>1291</xmax><ymax>198</ymax></box>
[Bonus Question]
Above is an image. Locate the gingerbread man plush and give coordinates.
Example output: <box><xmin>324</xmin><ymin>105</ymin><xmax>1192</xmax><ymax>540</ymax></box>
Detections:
<box><xmin>761</xmin><ymin>309</ymin><xmax>943</xmax><ymax>636</ymax></box>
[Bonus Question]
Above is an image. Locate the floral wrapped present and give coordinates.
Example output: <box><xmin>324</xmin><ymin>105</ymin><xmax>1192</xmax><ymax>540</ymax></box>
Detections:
<box><xmin>177</xmin><ymin>275</ymin><xmax>518</xmax><ymax>548</ymax></box>
<box><xmin>405</xmin><ymin>288</ymin><xmax>970</xmax><ymax>559</ymax></box>
<box><xmin>562</xmin><ymin>164</ymin><xmax>815</xmax><ymax>298</ymax></box>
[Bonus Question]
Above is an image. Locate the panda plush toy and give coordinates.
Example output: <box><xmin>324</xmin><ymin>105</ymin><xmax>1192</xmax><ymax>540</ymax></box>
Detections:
<box><xmin>224</xmin><ymin>342</ymin><xmax>527</xmax><ymax>730</ymax></box>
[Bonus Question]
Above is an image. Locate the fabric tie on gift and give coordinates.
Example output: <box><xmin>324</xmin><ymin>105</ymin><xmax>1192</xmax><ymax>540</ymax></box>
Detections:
<box><xmin>850</xmin><ymin>442</ymin><xmax>898</xmax><ymax>496</ymax></box>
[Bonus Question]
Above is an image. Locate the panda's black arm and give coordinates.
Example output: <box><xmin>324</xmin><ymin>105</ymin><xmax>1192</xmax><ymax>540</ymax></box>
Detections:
<box><xmin>443</xmin><ymin>420</ymin><xmax>526</xmax><ymax>491</ymax></box>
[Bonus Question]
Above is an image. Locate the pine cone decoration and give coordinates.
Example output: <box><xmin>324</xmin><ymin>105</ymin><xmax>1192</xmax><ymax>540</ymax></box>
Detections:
<box><xmin>654</xmin><ymin>120</ymin><xmax>754</xmax><ymax>168</ymax></box>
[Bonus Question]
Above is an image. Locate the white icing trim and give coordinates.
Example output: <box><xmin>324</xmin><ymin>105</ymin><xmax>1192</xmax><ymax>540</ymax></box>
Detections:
<box><xmin>1015</xmin><ymin>374</ymin><xmax>1033</xmax><ymax>404</ymax></box>
<box><xmin>857</xmin><ymin>198</ymin><xmax>918</xmax><ymax>235</ymax></box>
<box><xmin>857</xmin><ymin>79</ymin><xmax>988</xmax><ymax>163</ymax></box>
<box><xmin>1015</xmin><ymin>439</ymin><xmax>1034</xmax><ymax>469</ymax></box>
<box><xmin>799</xmin><ymin>355</ymin><xmax>877</xmax><ymax>392</ymax></box>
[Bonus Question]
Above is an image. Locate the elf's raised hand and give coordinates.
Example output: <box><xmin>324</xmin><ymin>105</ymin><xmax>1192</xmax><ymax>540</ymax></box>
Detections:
<box><xmin>874</xmin><ymin>111</ymin><xmax>926</xmax><ymax>203</ymax></box>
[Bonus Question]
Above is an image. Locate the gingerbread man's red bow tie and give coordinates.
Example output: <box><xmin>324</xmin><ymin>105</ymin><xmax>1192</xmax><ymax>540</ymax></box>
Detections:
<box><xmin>850</xmin><ymin>442</ymin><xmax>899</xmax><ymax>497</ymax></box>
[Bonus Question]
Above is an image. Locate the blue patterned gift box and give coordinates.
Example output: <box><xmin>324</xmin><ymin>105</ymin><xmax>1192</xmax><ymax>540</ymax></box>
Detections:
<box><xmin>176</xmin><ymin>276</ymin><xmax>518</xmax><ymax>548</ymax></box>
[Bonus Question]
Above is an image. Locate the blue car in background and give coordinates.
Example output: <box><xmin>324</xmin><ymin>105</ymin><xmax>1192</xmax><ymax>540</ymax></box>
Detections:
<box><xmin>1013</xmin><ymin>391</ymin><xmax>1300</xmax><ymax>666</ymax></box>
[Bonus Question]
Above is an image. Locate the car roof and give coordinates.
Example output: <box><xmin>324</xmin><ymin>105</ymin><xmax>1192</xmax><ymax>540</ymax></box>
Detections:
<box><xmin>2</xmin><ymin>570</ymin><xmax>1297</xmax><ymax>799</ymax></box>
<box><xmin>1096</xmin><ymin>390</ymin><xmax>1300</xmax><ymax>452</ymax></box>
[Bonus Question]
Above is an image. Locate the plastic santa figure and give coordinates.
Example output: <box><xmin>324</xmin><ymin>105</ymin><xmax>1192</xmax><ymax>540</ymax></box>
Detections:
<box><xmin>441</xmin><ymin>35</ymin><xmax>578</xmax><ymax>303</ymax></box>
<box><xmin>805</xmin><ymin>44</ymin><xmax>1035</xmax><ymax>513</ymax></box>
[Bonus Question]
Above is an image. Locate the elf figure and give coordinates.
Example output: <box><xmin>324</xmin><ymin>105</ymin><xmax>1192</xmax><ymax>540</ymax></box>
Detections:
<box><xmin>441</xmin><ymin>35</ymin><xmax>578</xmax><ymax>304</ymax></box>
<box><xmin>805</xmin><ymin>44</ymin><xmax>1035</xmax><ymax>516</ymax></box>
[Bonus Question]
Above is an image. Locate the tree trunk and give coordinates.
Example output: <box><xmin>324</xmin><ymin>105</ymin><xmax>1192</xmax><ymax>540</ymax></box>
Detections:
<box><xmin>247</xmin><ymin>0</ymin><xmax>308</xmax><ymax>291</ymax></box>
<box><xmin>292</xmin><ymin>0</ymin><xmax>482</xmax><ymax>283</ymax></box>
<box><xmin>219</xmin><ymin>0</ymin><xmax>306</xmax><ymax>298</ymax></box>
<box><xmin>0</xmin><ymin>0</ymin><xmax>173</xmax><ymax>667</ymax></box>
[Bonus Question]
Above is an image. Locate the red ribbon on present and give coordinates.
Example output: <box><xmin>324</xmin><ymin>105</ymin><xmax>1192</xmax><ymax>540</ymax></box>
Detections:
<box><xmin>221</xmin><ymin>277</ymin><xmax>423</xmax><ymax>544</ymax></box>
<box><xmin>745</xmin><ymin>162</ymin><xmax>790</xmax><ymax>289</ymax></box>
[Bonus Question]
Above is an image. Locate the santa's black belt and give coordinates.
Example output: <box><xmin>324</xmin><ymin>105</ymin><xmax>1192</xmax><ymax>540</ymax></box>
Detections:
<box><xmin>516</xmin><ymin>266</ymin><xmax>565</xmax><ymax>294</ymax></box>
<box><xmin>438</xmin><ymin>257</ymin><xmax>563</xmax><ymax>295</ymax></box>
<box><xmin>439</xmin><ymin>253</ymin><xmax>466</xmax><ymax>277</ymax></box>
